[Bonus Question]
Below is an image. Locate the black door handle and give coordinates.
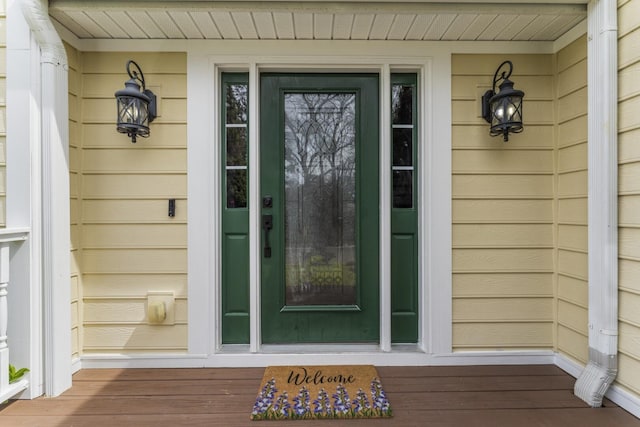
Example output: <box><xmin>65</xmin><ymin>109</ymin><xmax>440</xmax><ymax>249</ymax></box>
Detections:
<box><xmin>262</xmin><ymin>214</ymin><xmax>273</xmax><ymax>258</ymax></box>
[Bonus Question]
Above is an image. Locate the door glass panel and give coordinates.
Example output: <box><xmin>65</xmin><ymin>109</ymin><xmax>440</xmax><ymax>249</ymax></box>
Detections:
<box><xmin>283</xmin><ymin>93</ymin><xmax>357</xmax><ymax>306</ymax></box>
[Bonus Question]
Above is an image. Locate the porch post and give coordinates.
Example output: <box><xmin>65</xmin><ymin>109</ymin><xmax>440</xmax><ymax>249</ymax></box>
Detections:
<box><xmin>20</xmin><ymin>0</ymin><xmax>72</xmax><ymax>397</ymax></box>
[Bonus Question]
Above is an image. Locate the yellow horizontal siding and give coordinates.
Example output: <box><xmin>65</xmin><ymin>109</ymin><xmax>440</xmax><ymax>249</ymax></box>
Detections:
<box><xmin>82</xmin><ymin>249</ymin><xmax>187</xmax><ymax>274</ymax></box>
<box><xmin>83</xmin><ymin>123</ymin><xmax>187</xmax><ymax>148</ymax></box>
<box><xmin>78</xmin><ymin>52</ymin><xmax>188</xmax><ymax>353</ymax></box>
<box><xmin>452</xmin><ymin>199</ymin><xmax>553</xmax><ymax>223</ymax></box>
<box><xmin>451</xmin><ymin>75</ymin><xmax>554</xmax><ymax>100</ymax></box>
<box><xmin>84</xmin><ymin>98</ymin><xmax>187</xmax><ymax>124</ymax></box>
<box><xmin>451</xmin><ymin>54</ymin><xmax>553</xmax><ymax>75</ymax></box>
<box><xmin>557</xmin><ymin>143</ymin><xmax>587</xmax><ymax>173</ymax></box>
<box><xmin>452</xmin><ymin>124</ymin><xmax>554</xmax><ymax>149</ymax></box>
<box><xmin>451</xmin><ymin>54</ymin><xmax>554</xmax><ymax>351</ymax></box>
<box><xmin>619</xmin><ymin>322</ymin><xmax>640</xmax><ymax>363</ymax></box>
<box><xmin>83</xmin><ymin>299</ymin><xmax>188</xmax><ymax>324</ymax></box>
<box><xmin>452</xmin><ymin>150</ymin><xmax>553</xmax><ymax>174</ymax></box>
<box><xmin>83</xmin><ymin>325</ymin><xmax>188</xmax><ymax>351</ymax></box>
<box><xmin>83</xmin><ymin>174</ymin><xmax>187</xmax><ymax>198</ymax></box>
<box><xmin>619</xmin><ymin>128</ymin><xmax>640</xmax><ymax>163</ymax></box>
<box><xmin>82</xmin><ymin>224</ymin><xmax>187</xmax><ymax>248</ymax></box>
<box><xmin>618</xmin><ymin>0</ymin><xmax>640</xmax><ymax>38</ymax></box>
<box><xmin>557</xmin><ymin>325</ymin><xmax>588</xmax><ymax>364</ymax></box>
<box><xmin>557</xmin><ymin>300</ymin><xmax>588</xmax><ymax>335</ymax></box>
<box><xmin>83</xmin><ymin>274</ymin><xmax>187</xmax><ymax>298</ymax></box>
<box><xmin>557</xmin><ymin>225</ymin><xmax>587</xmax><ymax>251</ymax></box>
<box><xmin>558</xmin><ymin>199</ymin><xmax>587</xmax><ymax>225</ymax></box>
<box><xmin>620</xmin><ymin>161</ymin><xmax>640</xmax><ymax>195</ymax></box>
<box><xmin>83</xmin><ymin>74</ymin><xmax>186</xmax><ymax>98</ymax></box>
<box><xmin>453</xmin><ymin>224</ymin><xmax>553</xmax><ymax>248</ymax></box>
<box><xmin>617</xmin><ymin>354</ymin><xmax>640</xmax><ymax>396</ymax></box>
<box><xmin>453</xmin><ymin>248</ymin><xmax>553</xmax><ymax>273</ymax></box>
<box><xmin>557</xmin><ymin>61</ymin><xmax>587</xmax><ymax>97</ymax></box>
<box><xmin>81</xmin><ymin>52</ymin><xmax>186</xmax><ymax>74</ymax></box>
<box><xmin>557</xmin><ymin>275</ymin><xmax>588</xmax><ymax>307</ymax></box>
<box><xmin>82</xmin><ymin>149</ymin><xmax>187</xmax><ymax>173</ymax></box>
<box><xmin>453</xmin><ymin>323</ymin><xmax>552</xmax><ymax>348</ymax></box>
<box><xmin>555</xmin><ymin>36</ymin><xmax>588</xmax><ymax>365</ymax></box>
<box><xmin>558</xmin><ymin>115</ymin><xmax>587</xmax><ymax>147</ymax></box>
<box><xmin>619</xmin><ymin>95</ymin><xmax>640</xmax><ymax>132</ymax></box>
<box><xmin>617</xmin><ymin>1</ymin><xmax>640</xmax><ymax>397</ymax></box>
<box><xmin>557</xmin><ymin>250</ymin><xmax>588</xmax><ymax>280</ymax></box>
<box><xmin>453</xmin><ymin>175</ymin><xmax>553</xmax><ymax>198</ymax></box>
<box><xmin>620</xmin><ymin>291</ymin><xmax>640</xmax><ymax>326</ymax></box>
<box><xmin>453</xmin><ymin>99</ymin><xmax>554</xmax><ymax>126</ymax></box>
<box><xmin>453</xmin><ymin>273</ymin><xmax>553</xmax><ymax>298</ymax></box>
<box><xmin>557</xmin><ymin>170</ymin><xmax>587</xmax><ymax>197</ymax></box>
<box><xmin>619</xmin><ymin>62</ymin><xmax>640</xmax><ymax>102</ymax></box>
<box><xmin>453</xmin><ymin>298</ymin><xmax>553</xmax><ymax>322</ymax></box>
<box><xmin>619</xmin><ymin>21</ymin><xmax>640</xmax><ymax>69</ymax></box>
<box><xmin>82</xmin><ymin>199</ymin><xmax>187</xmax><ymax>223</ymax></box>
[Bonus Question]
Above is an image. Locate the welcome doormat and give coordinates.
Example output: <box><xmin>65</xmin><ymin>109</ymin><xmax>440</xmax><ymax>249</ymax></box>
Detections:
<box><xmin>250</xmin><ymin>365</ymin><xmax>392</xmax><ymax>421</ymax></box>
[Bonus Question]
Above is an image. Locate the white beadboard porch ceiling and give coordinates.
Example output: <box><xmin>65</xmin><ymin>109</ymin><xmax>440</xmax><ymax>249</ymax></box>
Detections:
<box><xmin>49</xmin><ymin>1</ymin><xmax>587</xmax><ymax>42</ymax></box>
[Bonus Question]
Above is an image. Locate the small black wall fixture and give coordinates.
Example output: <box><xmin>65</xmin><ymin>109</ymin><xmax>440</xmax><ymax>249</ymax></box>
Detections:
<box><xmin>481</xmin><ymin>60</ymin><xmax>524</xmax><ymax>142</ymax></box>
<box><xmin>115</xmin><ymin>60</ymin><xmax>157</xmax><ymax>143</ymax></box>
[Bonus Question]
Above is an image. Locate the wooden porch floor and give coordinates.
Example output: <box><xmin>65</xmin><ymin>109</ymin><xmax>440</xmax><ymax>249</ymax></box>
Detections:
<box><xmin>1</xmin><ymin>365</ymin><xmax>639</xmax><ymax>426</ymax></box>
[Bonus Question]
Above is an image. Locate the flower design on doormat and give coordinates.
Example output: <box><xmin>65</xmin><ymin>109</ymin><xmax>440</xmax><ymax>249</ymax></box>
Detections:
<box><xmin>250</xmin><ymin>378</ymin><xmax>392</xmax><ymax>420</ymax></box>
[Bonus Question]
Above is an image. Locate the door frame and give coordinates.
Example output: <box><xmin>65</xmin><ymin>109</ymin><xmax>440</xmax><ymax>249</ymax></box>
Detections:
<box><xmin>186</xmin><ymin>42</ymin><xmax>452</xmax><ymax>363</ymax></box>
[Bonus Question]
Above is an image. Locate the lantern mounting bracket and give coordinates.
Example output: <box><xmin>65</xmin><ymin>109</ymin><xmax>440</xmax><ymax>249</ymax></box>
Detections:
<box><xmin>126</xmin><ymin>60</ymin><xmax>157</xmax><ymax>123</ymax></box>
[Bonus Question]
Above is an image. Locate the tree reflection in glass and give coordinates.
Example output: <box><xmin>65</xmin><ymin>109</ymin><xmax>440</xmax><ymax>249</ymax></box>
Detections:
<box><xmin>284</xmin><ymin>93</ymin><xmax>357</xmax><ymax>306</ymax></box>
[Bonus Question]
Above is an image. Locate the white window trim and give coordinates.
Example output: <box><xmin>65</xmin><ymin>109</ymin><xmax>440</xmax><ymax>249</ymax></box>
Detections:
<box><xmin>187</xmin><ymin>42</ymin><xmax>452</xmax><ymax>365</ymax></box>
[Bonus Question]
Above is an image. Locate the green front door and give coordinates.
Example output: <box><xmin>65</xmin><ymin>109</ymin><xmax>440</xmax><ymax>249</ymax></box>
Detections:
<box><xmin>260</xmin><ymin>74</ymin><xmax>379</xmax><ymax>343</ymax></box>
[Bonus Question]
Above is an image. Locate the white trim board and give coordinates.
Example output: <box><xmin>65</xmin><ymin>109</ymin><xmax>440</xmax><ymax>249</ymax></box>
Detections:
<box><xmin>79</xmin><ymin>350</ymin><xmax>558</xmax><ymax>369</ymax></box>
<box><xmin>187</xmin><ymin>48</ymin><xmax>451</xmax><ymax>358</ymax></box>
<box><xmin>60</xmin><ymin>38</ymin><xmax>568</xmax><ymax>55</ymax></box>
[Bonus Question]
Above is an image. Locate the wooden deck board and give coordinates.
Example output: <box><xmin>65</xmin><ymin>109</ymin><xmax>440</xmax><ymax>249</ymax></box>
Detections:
<box><xmin>1</xmin><ymin>365</ymin><xmax>638</xmax><ymax>427</ymax></box>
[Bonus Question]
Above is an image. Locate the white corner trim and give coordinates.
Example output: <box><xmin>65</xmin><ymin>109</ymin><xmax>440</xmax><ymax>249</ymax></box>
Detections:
<box><xmin>605</xmin><ymin>383</ymin><xmax>640</xmax><ymax>419</ymax></box>
<box><xmin>379</xmin><ymin>64</ymin><xmax>392</xmax><ymax>353</ymax></box>
<box><xmin>554</xmin><ymin>352</ymin><xmax>585</xmax><ymax>378</ymax></box>
<box><xmin>21</xmin><ymin>0</ymin><xmax>72</xmax><ymax>398</ymax></box>
<box><xmin>248</xmin><ymin>62</ymin><xmax>261</xmax><ymax>354</ymax></box>
<box><xmin>423</xmin><ymin>51</ymin><xmax>452</xmax><ymax>354</ymax></box>
<box><xmin>186</xmin><ymin>53</ymin><xmax>215</xmax><ymax>356</ymax></box>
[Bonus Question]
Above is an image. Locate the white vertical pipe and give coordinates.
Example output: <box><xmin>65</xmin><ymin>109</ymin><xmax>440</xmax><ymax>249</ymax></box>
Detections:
<box><xmin>575</xmin><ymin>0</ymin><xmax>618</xmax><ymax>407</ymax></box>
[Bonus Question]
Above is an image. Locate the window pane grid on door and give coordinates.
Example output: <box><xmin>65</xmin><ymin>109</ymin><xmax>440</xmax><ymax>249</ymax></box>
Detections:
<box><xmin>391</xmin><ymin>84</ymin><xmax>415</xmax><ymax>209</ymax></box>
<box><xmin>225</xmin><ymin>82</ymin><xmax>249</xmax><ymax>209</ymax></box>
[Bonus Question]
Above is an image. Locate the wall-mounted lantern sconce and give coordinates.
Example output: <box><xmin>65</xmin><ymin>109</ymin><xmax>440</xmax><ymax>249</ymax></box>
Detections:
<box><xmin>481</xmin><ymin>60</ymin><xmax>524</xmax><ymax>142</ymax></box>
<box><xmin>115</xmin><ymin>60</ymin><xmax>156</xmax><ymax>143</ymax></box>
